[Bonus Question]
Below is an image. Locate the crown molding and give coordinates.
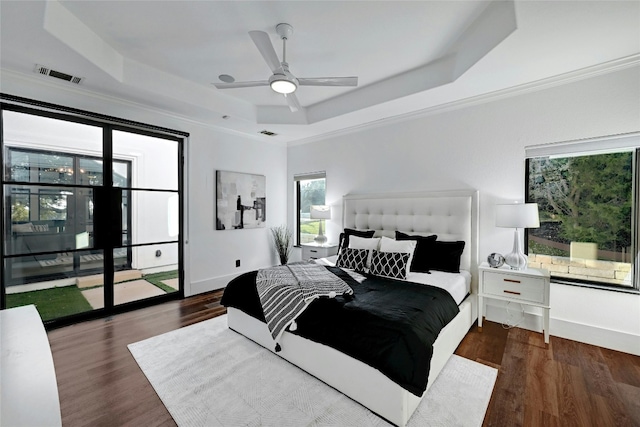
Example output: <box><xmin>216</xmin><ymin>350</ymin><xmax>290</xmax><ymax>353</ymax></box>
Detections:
<box><xmin>288</xmin><ymin>54</ymin><xmax>640</xmax><ymax>147</ymax></box>
<box><xmin>2</xmin><ymin>52</ymin><xmax>638</xmax><ymax>149</ymax></box>
<box><xmin>0</xmin><ymin>68</ymin><xmax>288</xmax><ymax>146</ymax></box>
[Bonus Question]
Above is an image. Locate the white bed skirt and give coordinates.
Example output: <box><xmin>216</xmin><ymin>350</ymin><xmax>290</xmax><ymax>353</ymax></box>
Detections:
<box><xmin>226</xmin><ymin>295</ymin><xmax>476</xmax><ymax>427</ymax></box>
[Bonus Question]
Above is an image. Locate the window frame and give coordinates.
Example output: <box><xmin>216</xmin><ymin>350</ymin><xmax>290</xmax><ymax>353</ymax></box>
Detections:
<box><xmin>1</xmin><ymin>96</ymin><xmax>187</xmax><ymax>326</ymax></box>
<box><xmin>294</xmin><ymin>172</ymin><xmax>326</xmax><ymax>246</ymax></box>
<box><xmin>524</xmin><ymin>133</ymin><xmax>639</xmax><ymax>294</ymax></box>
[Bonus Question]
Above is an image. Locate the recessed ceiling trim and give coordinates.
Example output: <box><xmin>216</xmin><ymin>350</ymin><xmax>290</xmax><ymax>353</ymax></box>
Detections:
<box><xmin>288</xmin><ymin>54</ymin><xmax>640</xmax><ymax>147</ymax></box>
<box><xmin>257</xmin><ymin>0</ymin><xmax>517</xmax><ymax>126</ymax></box>
<box><xmin>44</xmin><ymin>0</ymin><xmax>124</xmax><ymax>81</ymax></box>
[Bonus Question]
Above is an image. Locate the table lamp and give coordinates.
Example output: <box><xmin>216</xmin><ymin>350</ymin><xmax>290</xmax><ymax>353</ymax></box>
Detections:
<box><xmin>310</xmin><ymin>205</ymin><xmax>331</xmax><ymax>246</ymax></box>
<box><xmin>496</xmin><ymin>202</ymin><xmax>540</xmax><ymax>270</ymax></box>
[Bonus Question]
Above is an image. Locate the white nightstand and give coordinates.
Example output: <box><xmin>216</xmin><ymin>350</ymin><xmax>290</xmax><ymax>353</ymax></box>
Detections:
<box><xmin>301</xmin><ymin>243</ymin><xmax>338</xmax><ymax>261</ymax></box>
<box><xmin>478</xmin><ymin>262</ymin><xmax>551</xmax><ymax>344</ymax></box>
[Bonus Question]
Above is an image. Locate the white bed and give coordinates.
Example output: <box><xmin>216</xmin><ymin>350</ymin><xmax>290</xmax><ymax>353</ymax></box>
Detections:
<box><xmin>227</xmin><ymin>190</ymin><xmax>479</xmax><ymax>426</ymax></box>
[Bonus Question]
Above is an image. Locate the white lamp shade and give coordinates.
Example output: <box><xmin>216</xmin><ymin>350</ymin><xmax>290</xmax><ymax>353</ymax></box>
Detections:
<box><xmin>310</xmin><ymin>205</ymin><xmax>331</xmax><ymax>220</ymax></box>
<box><xmin>495</xmin><ymin>203</ymin><xmax>540</xmax><ymax>229</ymax></box>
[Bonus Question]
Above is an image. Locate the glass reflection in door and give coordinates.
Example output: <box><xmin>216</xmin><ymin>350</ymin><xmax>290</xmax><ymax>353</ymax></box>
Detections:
<box><xmin>110</xmin><ymin>130</ymin><xmax>180</xmax><ymax>306</ymax></box>
<box><xmin>2</xmin><ymin>111</ymin><xmax>104</xmax><ymax>320</ymax></box>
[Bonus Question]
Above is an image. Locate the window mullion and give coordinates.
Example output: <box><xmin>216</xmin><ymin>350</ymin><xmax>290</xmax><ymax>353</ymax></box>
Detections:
<box><xmin>634</xmin><ymin>149</ymin><xmax>639</xmax><ymax>290</ymax></box>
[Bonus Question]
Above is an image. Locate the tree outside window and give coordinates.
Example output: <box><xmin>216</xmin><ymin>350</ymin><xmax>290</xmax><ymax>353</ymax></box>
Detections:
<box><xmin>11</xmin><ymin>192</ymin><xmax>29</xmax><ymax>222</ymax></box>
<box><xmin>527</xmin><ymin>151</ymin><xmax>633</xmax><ymax>287</ymax></box>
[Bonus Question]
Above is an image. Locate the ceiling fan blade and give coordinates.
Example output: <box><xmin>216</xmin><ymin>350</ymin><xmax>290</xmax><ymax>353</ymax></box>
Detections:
<box><xmin>284</xmin><ymin>93</ymin><xmax>301</xmax><ymax>112</ymax></box>
<box><xmin>213</xmin><ymin>81</ymin><xmax>269</xmax><ymax>89</ymax></box>
<box><xmin>297</xmin><ymin>77</ymin><xmax>358</xmax><ymax>87</ymax></box>
<box><xmin>249</xmin><ymin>30</ymin><xmax>281</xmax><ymax>73</ymax></box>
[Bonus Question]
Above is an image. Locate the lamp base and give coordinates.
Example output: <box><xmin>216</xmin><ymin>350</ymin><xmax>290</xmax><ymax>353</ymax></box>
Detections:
<box><xmin>505</xmin><ymin>229</ymin><xmax>528</xmax><ymax>270</ymax></box>
<box><xmin>314</xmin><ymin>218</ymin><xmax>327</xmax><ymax>246</ymax></box>
<box><xmin>314</xmin><ymin>234</ymin><xmax>327</xmax><ymax>246</ymax></box>
<box><xmin>505</xmin><ymin>250</ymin><xmax>528</xmax><ymax>270</ymax></box>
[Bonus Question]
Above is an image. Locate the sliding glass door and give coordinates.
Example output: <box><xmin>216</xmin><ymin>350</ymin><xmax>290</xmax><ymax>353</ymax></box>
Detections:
<box><xmin>109</xmin><ymin>129</ymin><xmax>181</xmax><ymax>306</ymax></box>
<box><xmin>1</xmin><ymin>106</ymin><xmax>183</xmax><ymax>325</ymax></box>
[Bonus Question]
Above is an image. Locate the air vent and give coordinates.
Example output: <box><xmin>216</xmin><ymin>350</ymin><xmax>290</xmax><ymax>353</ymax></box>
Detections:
<box><xmin>34</xmin><ymin>64</ymin><xmax>83</xmax><ymax>84</ymax></box>
<box><xmin>259</xmin><ymin>130</ymin><xmax>277</xmax><ymax>137</ymax></box>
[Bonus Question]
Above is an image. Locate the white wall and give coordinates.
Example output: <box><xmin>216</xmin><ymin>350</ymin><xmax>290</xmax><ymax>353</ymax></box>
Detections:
<box><xmin>187</xmin><ymin>124</ymin><xmax>287</xmax><ymax>295</ymax></box>
<box><xmin>288</xmin><ymin>66</ymin><xmax>640</xmax><ymax>355</ymax></box>
<box><xmin>1</xmin><ymin>74</ymin><xmax>288</xmax><ymax>297</ymax></box>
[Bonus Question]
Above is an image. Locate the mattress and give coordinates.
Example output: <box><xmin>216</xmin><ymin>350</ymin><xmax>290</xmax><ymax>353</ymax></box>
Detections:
<box><xmin>314</xmin><ymin>255</ymin><xmax>471</xmax><ymax>305</ymax></box>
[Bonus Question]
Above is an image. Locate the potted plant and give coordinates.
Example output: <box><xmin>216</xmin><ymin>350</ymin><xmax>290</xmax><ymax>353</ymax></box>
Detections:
<box><xmin>270</xmin><ymin>225</ymin><xmax>292</xmax><ymax>265</ymax></box>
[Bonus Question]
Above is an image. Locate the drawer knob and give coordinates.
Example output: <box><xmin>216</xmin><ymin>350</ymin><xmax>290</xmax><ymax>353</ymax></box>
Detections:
<box><xmin>504</xmin><ymin>278</ymin><xmax>521</xmax><ymax>284</ymax></box>
<box><xmin>310</xmin><ymin>250</ymin><xmax>318</xmax><ymax>253</ymax></box>
<box><xmin>504</xmin><ymin>290</ymin><xmax>521</xmax><ymax>295</ymax></box>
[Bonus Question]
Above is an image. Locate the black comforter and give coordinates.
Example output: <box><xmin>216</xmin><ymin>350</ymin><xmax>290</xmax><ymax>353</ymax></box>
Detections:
<box><xmin>221</xmin><ymin>266</ymin><xmax>460</xmax><ymax>396</ymax></box>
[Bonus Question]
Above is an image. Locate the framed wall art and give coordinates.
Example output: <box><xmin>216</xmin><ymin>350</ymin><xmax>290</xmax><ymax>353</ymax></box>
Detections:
<box><xmin>215</xmin><ymin>170</ymin><xmax>266</xmax><ymax>230</ymax></box>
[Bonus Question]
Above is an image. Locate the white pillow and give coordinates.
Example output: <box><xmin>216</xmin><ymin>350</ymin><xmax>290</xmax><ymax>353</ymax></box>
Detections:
<box><xmin>379</xmin><ymin>236</ymin><xmax>417</xmax><ymax>272</ymax></box>
<box><xmin>348</xmin><ymin>236</ymin><xmax>380</xmax><ymax>269</ymax></box>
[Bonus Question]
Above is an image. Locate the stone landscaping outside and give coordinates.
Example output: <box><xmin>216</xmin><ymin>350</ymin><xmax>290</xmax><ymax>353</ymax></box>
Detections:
<box><xmin>528</xmin><ymin>254</ymin><xmax>632</xmax><ymax>287</ymax></box>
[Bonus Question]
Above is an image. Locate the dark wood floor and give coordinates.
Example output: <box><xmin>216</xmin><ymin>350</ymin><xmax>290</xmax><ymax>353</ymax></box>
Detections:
<box><xmin>48</xmin><ymin>290</ymin><xmax>640</xmax><ymax>427</ymax></box>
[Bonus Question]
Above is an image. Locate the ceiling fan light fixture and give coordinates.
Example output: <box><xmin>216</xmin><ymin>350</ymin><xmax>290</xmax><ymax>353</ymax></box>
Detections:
<box><xmin>269</xmin><ymin>74</ymin><xmax>297</xmax><ymax>94</ymax></box>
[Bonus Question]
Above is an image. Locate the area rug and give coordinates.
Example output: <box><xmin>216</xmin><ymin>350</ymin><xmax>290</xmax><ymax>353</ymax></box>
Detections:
<box><xmin>128</xmin><ymin>315</ymin><xmax>497</xmax><ymax>427</ymax></box>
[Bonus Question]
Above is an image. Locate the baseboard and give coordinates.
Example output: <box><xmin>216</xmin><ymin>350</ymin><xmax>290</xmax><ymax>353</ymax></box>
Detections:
<box><xmin>188</xmin><ymin>272</ymin><xmax>243</xmax><ymax>296</ymax></box>
<box><xmin>484</xmin><ymin>302</ymin><xmax>639</xmax><ymax>356</ymax></box>
<box><xmin>550</xmin><ymin>317</ymin><xmax>640</xmax><ymax>356</ymax></box>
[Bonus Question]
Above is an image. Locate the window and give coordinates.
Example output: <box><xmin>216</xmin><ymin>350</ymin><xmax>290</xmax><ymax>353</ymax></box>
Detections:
<box><xmin>525</xmin><ymin>133</ymin><xmax>639</xmax><ymax>291</ymax></box>
<box><xmin>294</xmin><ymin>172</ymin><xmax>326</xmax><ymax>245</ymax></box>
<box><xmin>38</xmin><ymin>189</ymin><xmax>69</xmax><ymax>220</ymax></box>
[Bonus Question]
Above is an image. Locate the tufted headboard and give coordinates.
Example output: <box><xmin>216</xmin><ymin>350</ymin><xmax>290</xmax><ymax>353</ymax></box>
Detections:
<box><xmin>342</xmin><ymin>190</ymin><xmax>479</xmax><ymax>278</ymax></box>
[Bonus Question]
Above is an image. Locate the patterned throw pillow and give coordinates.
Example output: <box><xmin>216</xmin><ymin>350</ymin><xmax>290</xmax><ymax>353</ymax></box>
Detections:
<box><xmin>369</xmin><ymin>250</ymin><xmax>410</xmax><ymax>279</ymax></box>
<box><xmin>335</xmin><ymin>247</ymin><xmax>369</xmax><ymax>272</ymax></box>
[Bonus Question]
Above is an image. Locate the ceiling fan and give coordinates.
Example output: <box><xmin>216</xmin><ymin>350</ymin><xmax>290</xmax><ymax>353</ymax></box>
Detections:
<box><xmin>213</xmin><ymin>23</ymin><xmax>358</xmax><ymax>112</ymax></box>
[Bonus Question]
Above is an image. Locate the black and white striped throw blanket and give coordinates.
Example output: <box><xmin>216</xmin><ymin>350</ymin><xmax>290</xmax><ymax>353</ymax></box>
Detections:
<box><xmin>256</xmin><ymin>263</ymin><xmax>353</xmax><ymax>350</ymax></box>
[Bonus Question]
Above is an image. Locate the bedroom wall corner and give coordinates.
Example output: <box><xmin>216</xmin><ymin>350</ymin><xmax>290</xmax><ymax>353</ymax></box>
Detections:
<box><xmin>186</xmin><ymin>127</ymin><xmax>288</xmax><ymax>296</ymax></box>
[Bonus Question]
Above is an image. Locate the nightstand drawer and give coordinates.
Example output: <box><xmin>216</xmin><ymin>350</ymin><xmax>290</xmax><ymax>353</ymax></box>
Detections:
<box><xmin>301</xmin><ymin>244</ymin><xmax>338</xmax><ymax>260</ymax></box>
<box><xmin>482</xmin><ymin>272</ymin><xmax>545</xmax><ymax>304</ymax></box>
